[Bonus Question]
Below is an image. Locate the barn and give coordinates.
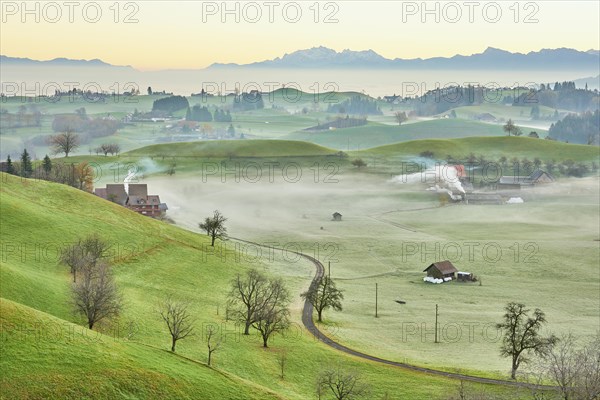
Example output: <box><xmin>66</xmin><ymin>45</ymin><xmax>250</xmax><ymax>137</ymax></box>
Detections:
<box><xmin>423</xmin><ymin>261</ymin><xmax>458</xmax><ymax>280</ymax></box>
<box><xmin>497</xmin><ymin>169</ymin><xmax>555</xmax><ymax>190</ymax></box>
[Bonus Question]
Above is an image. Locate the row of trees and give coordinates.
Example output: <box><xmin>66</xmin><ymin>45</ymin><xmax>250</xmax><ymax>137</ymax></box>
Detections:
<box><xmin>185</xmin><ymin>106</ymin><xmax>232</xmax><ymax>122</ymax></box>
<box><xmin>327</xmin><ymin>95</ymin><xmax>382</xmax><ymax>115</ymax></box>
<box><xmin>1</xmin><ymin>105</ymin><xmax>42</xmax><ymax>128</ymax></box>
<box><xmin>232</xmin><ymin>92</ymin><xmax>265</xmax><ymax>111</ymax></box>
<box><xmin>4</xmin><ymin>149</ymin><xmax>94</xmax><ymax>191</ymax></box>
<box><xmin>152</xmin><ymin>95</ymin><xmax>189</xmax><ymax>113</ymax></box>
<box><xmin>548</xmin><ymin>110</ymin><xmax>600</xmax><ymax>145</ymax></box>
<box><xmin>410</xmin><ymin>82</ymin><xmax>598</xmax><ymax>116</ymax></box>
<box><xmin>52</xmin><ymin>113</ymin><xmax>120</xmax><ymax>139</ymax></box>
<box><xmin>512</xmin><ymin>82</ymin><xmax>599</xmax><ymax>112</ymax></box>
<box><xmin>94</xmin><ymin>143</ymin><xmax>121</xmax><ymax>156</ymax></box>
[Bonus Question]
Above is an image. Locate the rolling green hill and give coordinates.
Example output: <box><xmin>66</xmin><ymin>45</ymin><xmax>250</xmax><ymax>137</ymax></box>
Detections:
<box><xmin>359</xmin><ymin>136</ymin><xmax>599</xmax><ymax>161</ymax></box>
<box><xmin>1</xmin><ymin>172</ymin><xmax>521</xmax><ymax>399</ymax></box>
<box><xmin>0</xmin><ymin>298</ymin><xmax>280</xmax><ymax>400</ymax></box>
<box><xmin>286</xmin><ymin>119</ymin><xmax>521</xmax><ymax>150</ymax></box>
<box><xmin>124</xmin><ymin>139</ymin><xmax>338</xmax><ymax>158</ymax></box>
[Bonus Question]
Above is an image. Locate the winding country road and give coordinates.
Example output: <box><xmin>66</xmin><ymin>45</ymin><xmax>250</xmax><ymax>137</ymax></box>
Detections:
<box><xmin>231</xmin><ymin>237</ymin><xmax>550</xmax><ymax>389</ymax></box>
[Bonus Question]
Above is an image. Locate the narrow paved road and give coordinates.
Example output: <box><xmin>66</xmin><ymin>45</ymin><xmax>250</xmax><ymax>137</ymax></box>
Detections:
<box><xmin>231</xmin><ymin>237</ymin><xmax>551</xmax><ymax>390</ymax></box>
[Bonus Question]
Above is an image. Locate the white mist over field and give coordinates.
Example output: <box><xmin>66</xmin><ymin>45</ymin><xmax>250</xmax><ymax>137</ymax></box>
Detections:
<box><xmin>143</xmin><ymin>172</ymin><xmax>425</xmax><ymax>238</ymax></box>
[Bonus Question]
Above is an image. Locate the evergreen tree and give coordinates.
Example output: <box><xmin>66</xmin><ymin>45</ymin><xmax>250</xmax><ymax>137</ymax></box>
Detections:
<box><xmin>20</xmin><ymin>149</ymin><xmax>33</xmax><ymax>178</ymax></box>
<box><xmin>227</xmin><ymin>124</ymin><xmax>235</xmax><ymax>136</ymax></box>
<box><xmin>42</xmin><ymin>155</ymin><xmax>52</xmax><ymax>176</ymax></box>
<box><xmin>5</xmin><ymin>155</ymin><xmax>15</xmax><ymax>175</ymax></box>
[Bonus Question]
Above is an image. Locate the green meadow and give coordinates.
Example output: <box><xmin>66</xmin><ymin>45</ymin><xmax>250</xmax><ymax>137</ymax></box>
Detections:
<box><xmin>2</xmin><ymin>90</ymin><xmax>598</xmax><ymax>399</ymax></box>
<box><xmin>1</xmin><ymin>172</ymin><xmax>537</xmax><ymax>399</ymax></box>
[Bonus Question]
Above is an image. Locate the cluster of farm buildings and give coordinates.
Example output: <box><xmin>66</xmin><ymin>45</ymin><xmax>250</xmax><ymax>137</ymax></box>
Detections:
<box><xmin>94</xmin><ymin>183</ymin><xmax>168</xmax><ymax>218</ymax></box>
<box><xmin>451</xmin><ymin>165</ymin><xmax>555</xmax><ymax>205</ymax></box>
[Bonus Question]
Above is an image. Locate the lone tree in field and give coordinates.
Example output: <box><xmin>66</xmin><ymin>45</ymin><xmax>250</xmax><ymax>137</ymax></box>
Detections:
<box><xmin>228</xmin><ymin>269</ymin><xmax>269</xmax><ymax>335</ymax></box>
<box><xmin>301</xmin><ymin>275</ymin><xmax>344</xmax><ymax>322</ymax></box>
<box><xmin>394</xmin><ymin>111</ymin><xmax>408</xmax><ymax>126</ymax></box>
<box><xmin>61</xmin><ymin>234</ymin><xmax>111</xmax><ymax>283</ymax></box>
<box><xmin>50</xmin><ymin>131</ymin><xmax>80</xmax><ymax>157</ymax></box>
<box><xmin>351</xmin><ymin>158</ymin><xmax>367</xmax><ymax>168</ymax></box>
<box><xmin>72</xmin><ymin>260</ymin><xmax>122</xmax><ymax>330</ymax></box>
<box><xmin>20</xmin><ymin>149</ymin><xmax>33</xmax><ymax>178</ymax></box>
<box><xmin>503</xmin><ymin>119</ymin><xmax>521</xmax><ymax>137</ymax></box>
<box><xmin>158</xmin><ymin>295</ymin><xmax>196</xmax><ymax>352</ymax></box>
<box><xmin>316</xmin><ymin>366</ymin><xmax>370</xmax><ymax>400</ymax></box>
<box><xmin>534</xmin><ymin>333</ymin><xmax>600</xmax><ymax>400</ymax></box>
<box><xmin>199</xmin><ymin>210</ymin><xmax>227</xmax><ymax>246</ymax></box>
<box><xmin>252</xmin><ymin>277</ymin><xmax>291</xmax><ymax>348</ymax></box>
<box><xmin>205</xmin><ymin>324</ymin><xmax>222</xmax><ymax>367</ymax></box>
<box><xmin>42</xmin><ymin>155</ymin><xmax>52</xmax><ymax>177</ymax></box>
<box><xmin>496</xmin><ymin>302</ymin><xmax>557</xmax><ymax>379</ymax></box>
<box><xmin>5</xmin><ymin>155</ymin><xmax>15</xmax><ymax>175</ymax></box>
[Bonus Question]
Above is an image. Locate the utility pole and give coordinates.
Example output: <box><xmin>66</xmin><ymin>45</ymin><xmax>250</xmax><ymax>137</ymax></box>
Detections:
<box><xmin>375</xmin><ymin>283</ymin><xmax>379</xmax><ymax>318</ymax></box>
<box><xmin>435</xmin><ymin>304</ymin><xmax>439</xmax><ymax>343</ymax></box>
<box><xmin>328</xmin><ymin>261</ymin><xmax>331</xmax><ymax>277</ymax></box>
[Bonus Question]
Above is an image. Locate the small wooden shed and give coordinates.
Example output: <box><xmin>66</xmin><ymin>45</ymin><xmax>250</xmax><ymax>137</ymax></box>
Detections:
<box><xmin>423</xmin><ymin>261</ymin><xmax>458</xmax><ymax>280</ymax></box>
<box><xmin>332</xmin><ymin>212</ymin><xmax>342</xmax><ymax>221</ymax></box>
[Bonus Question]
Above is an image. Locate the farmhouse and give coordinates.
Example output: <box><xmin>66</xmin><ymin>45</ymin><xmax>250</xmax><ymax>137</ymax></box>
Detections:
<box><xmin>496</xmin><ymin>169</ymin><xmax>555</xmax><ymax>190</ymax></box>
<box><xmin>423</xmin><ymin>261</ymin><xmax>458</xmax><ymax>280</ymax></box>
<box><xmin>474</xmin><ymin>112</ymin><xmax>497</xmax><ymax>122</ymax></box>
<box><xmin>94</xmin><ymin>183</ymin><xmax>167</xmax><ymax>218</ymax></box>
<box><xmin>332</xmin><ymin>212</ymin><xmax>342</xmax><ymax>221</ymax></box>
<box><xmin>383</xmin><ymin>95</ymin><xmax>401</xmax><ymax>104</ymax></box>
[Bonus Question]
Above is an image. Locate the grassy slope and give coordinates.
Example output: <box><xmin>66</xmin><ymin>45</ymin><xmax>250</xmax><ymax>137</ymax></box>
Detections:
<box><xmin>0</xmin><ymin>173</ymin><xmax>525</xmax><ymax>399</ymax></box>
<box><xmin>360</xmin><ymin>136</ymin><xmax>600</xmax><ymax>161</ymax></box>
<box><xmin>286</xmin><ymin>119</ymin><xmax>520</xmax><ymax>150</ymax></box>
<box><xmin>124</xmin><ymin>139</ymin><xmax>338</xmax><ymax>158</ymax></box>
<box><xmin>0</xmin><ymin>299</ymin><xmax>280</xmax><ymax>400</ymax></box>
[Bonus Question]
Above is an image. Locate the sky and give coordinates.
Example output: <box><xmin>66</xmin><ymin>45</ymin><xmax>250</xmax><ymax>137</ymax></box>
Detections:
<box><xmin>1</xmin><ymin>1</ymin><xmax>599</xmax><ymax>70</ymax></box>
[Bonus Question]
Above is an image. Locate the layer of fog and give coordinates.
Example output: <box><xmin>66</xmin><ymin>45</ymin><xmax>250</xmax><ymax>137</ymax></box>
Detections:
<box><xmin>3</xmin><ymin>65</ymin><xmax>596</xmax><ymax>97</ymax></box>
<box><xmin>144</xmin><ymin>172</ymin><xmax>430</xmax><ymax>239</ymax></box>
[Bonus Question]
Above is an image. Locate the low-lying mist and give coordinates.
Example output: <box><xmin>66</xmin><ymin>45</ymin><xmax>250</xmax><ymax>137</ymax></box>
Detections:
<box><xmin>144</xmin><ymin>171</ymin><xmax>428</xmax><ymax>238</ymax></box>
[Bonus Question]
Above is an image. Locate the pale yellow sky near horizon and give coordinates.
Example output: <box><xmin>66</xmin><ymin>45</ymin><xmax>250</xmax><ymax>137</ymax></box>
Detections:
<box><xmin>1</xmin><ymin>0</ymin><xmax>598</xmax><ymax>70</ymax></box>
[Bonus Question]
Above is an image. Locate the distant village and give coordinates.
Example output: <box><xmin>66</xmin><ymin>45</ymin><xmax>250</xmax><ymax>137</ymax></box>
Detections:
<box><xmin>445</xmin><ymin>164</ymin><xmax>555</xmax><ymax>205</ymax></box>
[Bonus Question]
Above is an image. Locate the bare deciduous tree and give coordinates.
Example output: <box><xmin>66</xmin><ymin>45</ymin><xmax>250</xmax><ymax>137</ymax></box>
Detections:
<box><xmin>49</xmin><ymin>131</ymin><xmax>80</xmax><ymax>157</ymax></box>
<box><xmin>97</xmin><ymin>143</ymin><xmax>121</xmax><ymax>156</ymax></box>
<box><xmin>158</xmin><ymin>296</ymin><xmax>195</xmax><ymax>352</ymax></box>
<box><xmin>532</xmin><ymin>333</ymin><xmax>600</xmax><ymax>400</ymax></box>
<box><xmin>61</xmin><ymin>234</ymin><xmax>111</xmax><ymax>282</ymax></box>
<box><xmin>496</xmin><ymin>302</ymin><xmax>557</xmax><ymax>379</ymax></box>
<box><xmin>72</xmin><ymin>261</ymin><xmax>122</xmax><ymax>330</ymax></box>
<box><xmin>316</xmin><ymin>366</ymin><xmax>370</xmax><ymax>400</ymax></box>
<box><xmin>198</xmin><ymin>210</ymin><xmax>227</xmax><ymax>246</ymax></box>
<box><xmin>251</xmin><ymin>278</ymin><xmax>290</xmax><ymax>348</ymax></box>
<box><xmin>394</xmin><ymin>111</ymin><xmax>407</xmax><ymax>125</ymax></box>
<box><xmin>301</xmin><ymin>275</ymin><xmax>344</xmax><ymax>322</ymax></box>
<box><xmin>228</xmin><ymin>269</ymin><xmax>269</xmax><ymax>335</ymax></box>
<box><xmin>277</xmin><ymin>349</ymin><xmax>287</xmax><ymax>379</ymax></box>
<box><xmin>205</xmin><ymin>324</ymin><xmax>222</xmax><ymax>367</ymax></box>
<box><xmin>351</xmin><ymin>159</ymin><xmax>366</xmax><ymax>168</ymax></box>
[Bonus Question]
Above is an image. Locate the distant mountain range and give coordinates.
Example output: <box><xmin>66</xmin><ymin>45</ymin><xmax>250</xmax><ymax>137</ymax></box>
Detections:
<box><xmin>0</xmin><ymin>55</ymin><xmax>133</xmax><ymax>69</ymax></box>
<box><xmin>1</xmin><ymin>47</ymin><xmax>598</xmax><ymax>71</ymax></box>
<box><xmin>208</xmin><ymin>46</ymin><xmax>600</xmax><ymax>69</ymax></box>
